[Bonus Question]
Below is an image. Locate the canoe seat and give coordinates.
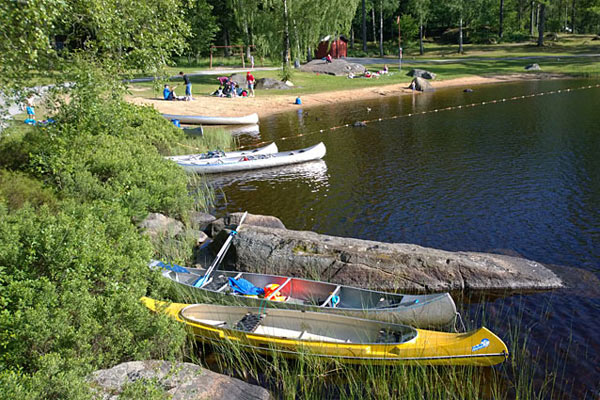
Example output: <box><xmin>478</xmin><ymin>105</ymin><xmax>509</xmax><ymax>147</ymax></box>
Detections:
<box><xmin>376</xmin><ymin>329</ymin><xmax>401</xmax><ymax>344</ymax></box>
<box><xmin>376</xmin><ymin>328</ymin><xmax>417</xmax><ymax>344</ymax></box>
<box><xmin>298</xmin><ymin>330</ymin><xmax>346</xmax><ymax>343</ymax></box>
<box><xmin>194</xmin><ymin>319</ymin><xmax>227</xmax><ymax>327</ymax></box>
<box><xmin>234</xmin><ymin>313</ymin><xmax>264</xmax><ymax>333</ymax></box>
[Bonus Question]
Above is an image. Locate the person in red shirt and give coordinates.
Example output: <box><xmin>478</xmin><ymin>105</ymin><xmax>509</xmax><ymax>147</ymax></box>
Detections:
<box><xmin>246</xmin><ymin>71</ymin><xmax>255</xmax><ymax>97</ymax></box>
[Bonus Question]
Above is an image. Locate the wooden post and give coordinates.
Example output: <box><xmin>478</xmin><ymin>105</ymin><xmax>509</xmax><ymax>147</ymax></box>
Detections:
<box><xmin>209</xmin><ymin>47</ymin><xmax>213</xmax><ymax>69</ymax></box>
<box><xmin>241</xmin><ymin>46</ymin><xmax>245</xmax><ymax>68</ymax></box>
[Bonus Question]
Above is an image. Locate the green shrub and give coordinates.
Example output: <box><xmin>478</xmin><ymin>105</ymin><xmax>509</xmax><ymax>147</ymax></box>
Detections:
<box><xmin>0</xmin><ymin>200</ymin><xmax>186</xmax><ymax>397</ymax></box>
<box><xmin>0</xmin><ymin>170</ymin><xmax>57</xmax><ymax>211</ymax></box>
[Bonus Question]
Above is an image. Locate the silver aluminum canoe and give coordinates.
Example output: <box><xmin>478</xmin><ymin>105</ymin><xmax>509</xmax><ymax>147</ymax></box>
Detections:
<box><xmin>166</xmin><ymin>142</ymin><xmax>278</xmax><ymax>163</ymax></box>
<box><xmin>151</xmin><ymin>260</ymin><xmax>457</xmax><ymax>328</ymax></box>
<box><xmin>163</xmin><ymin>113</ymin><xmax>259</xmax><ymax>125</ymax></box>
<box><xmin>177</xmin><ymin>142</ymin><xmax>326</xmax><ymax>174</ymax></box>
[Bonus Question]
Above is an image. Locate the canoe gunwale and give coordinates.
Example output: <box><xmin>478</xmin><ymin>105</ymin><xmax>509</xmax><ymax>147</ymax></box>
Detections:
<box><xmin>192</xmin><ymin>334</ymin><xmax>509</xmax><ymax>362</ymax></box>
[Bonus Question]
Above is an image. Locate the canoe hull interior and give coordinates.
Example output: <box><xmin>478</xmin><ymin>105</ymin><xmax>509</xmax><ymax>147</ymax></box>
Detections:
<box><xmin>142</xmin><ymin>298</ymin><xmax>508</xmax><ymax>366</ymax></box>
<box><xmin>158</xmin><ymin>264</ymin><xmax>457</xmax><ymax>328</ymax></box>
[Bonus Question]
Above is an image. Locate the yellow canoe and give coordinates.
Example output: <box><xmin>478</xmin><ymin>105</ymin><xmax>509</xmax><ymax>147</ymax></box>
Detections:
<box><xmin>142</xmin><ymin>297</ymin><xmax>508</xmax><ymax>366</ymax></box>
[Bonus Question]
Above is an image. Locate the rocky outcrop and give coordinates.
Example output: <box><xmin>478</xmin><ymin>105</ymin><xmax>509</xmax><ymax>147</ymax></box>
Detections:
<box><xmin>299</xmin><ymin>59</ymin><xmax>366</xmax><ymax>76</ymax></box>
<box><xmin>207</xmin><ymin>212</ymin><xmax>286</xmax><ymax>238</ymax></box>
<box><xmin>411</xmin><ymin>77</ymin><xmax>435</xmax><ymax>92</ymax></box>
<box><xmin>407</xmin><ymin>69</ymin><xmax>437</xmax><ymax>80</ymax></box>
<box><xmin>138</xmin><ymin>213</ymin><xmax>184</xmax><ymax>239</ymax></box>
<box><xmin>525</xmin><ymin>63</ymin><xmax>541</xmax><ymax>71</ymax></box>
<box><xmin>216</xmin><ymin>225</ymin><xmax>563</xmax><ymax>292</ymax></box>
<box><xmin>89</xmin><ymin>360</ymin><xmax>271</xmax><ymax>400</ymax></box>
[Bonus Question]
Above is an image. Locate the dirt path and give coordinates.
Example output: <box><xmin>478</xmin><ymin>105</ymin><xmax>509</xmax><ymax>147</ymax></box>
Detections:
<box><xmin>125</xmin><ymin>73</ymin><xmax>566</xmax><ymax>120</ymax></box>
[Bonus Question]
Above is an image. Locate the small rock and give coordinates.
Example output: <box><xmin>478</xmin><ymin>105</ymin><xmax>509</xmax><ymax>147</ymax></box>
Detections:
<box><xmin>138</xmin><ymin>213</ymin><xmax>184</xmax><ymax>239</ymax></box>
<box><xmin>284</xmin><ymin>80</ymin><xmax>294</xmax><ymax>87</ymax></box>
<box><xmin>207</xmin><ymin>212</ymin><xmax>286</xmax><ymax>238</ymax></box>
<box><xmin>525</xmin><ymin>63</ymin><xmax>541</xmax><ymax>71</ymax></box>
<box><xmin>196</xmin><ymin>230</ymin><xmax>209</xmax><ymax>245</ymax></box>
<box><xmin>407</xmin><ymin>69</ymin><xmax>437</xmax><ymax>80</ymax></box>
<box><xmin>88</xmin><ymin>360</ymin><xmax>271</xmax><ymax>400</ymax></box>
<box><xmin>189</xmin><ymin>211</ymin><xmax>216</xmax><ymax>231</ymax></box>
<box><xmin>464</xmin><ymin>88</ymin><xmax>473</xmax><ymax>93</ymax></box>
<box><xmin>353</xmin><ymin>121</ymin><xmax>367</xmax><ymax>127</ymax></box>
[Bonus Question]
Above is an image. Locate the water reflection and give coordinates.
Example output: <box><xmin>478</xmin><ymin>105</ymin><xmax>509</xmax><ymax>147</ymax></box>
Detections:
<box><xmin>207</xmin><ymin>159</ymin><xmax>329</xmax><ymax>189</ymax></box>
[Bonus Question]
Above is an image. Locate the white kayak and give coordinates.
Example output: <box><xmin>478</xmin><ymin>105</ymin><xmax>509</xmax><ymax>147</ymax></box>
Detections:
<box><xmin>166</xmin><ymin>143</ymin><xmax>278</xmax><ymax>163</ymax></box>
<box><xmin>163</xmin><ymin>113</ymin><xmax>259</xmax><ymax>125</ymax></box>
<box><xmin>178</xmin><ymin>142</ymin><xmax>326</xmax><ymax>174</ymax></box>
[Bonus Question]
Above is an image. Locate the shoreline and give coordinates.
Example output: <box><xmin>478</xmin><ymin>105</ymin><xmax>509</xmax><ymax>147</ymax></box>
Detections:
<box><xmin>126</xmin><ymin>73</ymin><xmax>568</xmax><ymax>120</ymax></box>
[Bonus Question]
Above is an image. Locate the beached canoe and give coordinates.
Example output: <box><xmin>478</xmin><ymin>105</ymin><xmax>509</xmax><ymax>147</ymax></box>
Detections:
<box><xmin>151</xmin><ymin>260</ymin><xmax>457</xmax><ymax>327</ymax></box>
<box><xmin>141</xmin><ymin>297</ymin><xmax>509</xmax><ymax>366</ymax></box>
<box><xmin>177</xmin><ymin>142</ymin><xmax>326</xmax><ymax>174</ymax></box>
<box><xmin>166</xmin><ymin>143</ymin><xmax>278</xmax><ymax>163</ymax></box>
<box><xmin>162</xmin><ymin>113</ymin><xmax>259</xmax><ymax>125</ymax></box>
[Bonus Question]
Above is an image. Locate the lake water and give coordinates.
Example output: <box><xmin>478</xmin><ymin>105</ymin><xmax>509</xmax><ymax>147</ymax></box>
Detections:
<box><xmin>209</xmin><ymin>78</ymin><xmax>600</xmax><ymax>397</ymax></box>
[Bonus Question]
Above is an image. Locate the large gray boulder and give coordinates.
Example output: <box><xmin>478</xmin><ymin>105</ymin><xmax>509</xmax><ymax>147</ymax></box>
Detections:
<box><xmin>411</xmin><ymin>77</ymin><xmax>435</xmax><ymax>92</ymax></box>
<box><xmin>525</xmin><ymin>63</ymin><xmax>541</xmax><ymax>71</ymax></box>
<box><xmin>220</xmin><ymin>225</ymin><xmax>563</xmax><ymax>292</ymax></box>
<box><xmin>407</xmin><ymin>69</ymin><xmax>437</xmax><ymax>80</ymax></box>
<box><xmin>138</xmin><ymin>213</ymin><xmax>184</xmax><ymax>239</ymax></box>
<box><xmin>255</xmin><ymin>78</ymin><xmax>291</xmax><ymax>90</ymax></box>
<box><xmin>89</xmin><ymin>360</ymin><xmax>271</xmax><ymax>400</ymax></box>
<box><xmin>207</xmin><ymin>212</ymin><xmax>286</xmax><ymax>238</ymax></box>
<box><xmin>299</xmin><ymin>59</ymin><xmax>366</xmax><ymax>76</ymax></box>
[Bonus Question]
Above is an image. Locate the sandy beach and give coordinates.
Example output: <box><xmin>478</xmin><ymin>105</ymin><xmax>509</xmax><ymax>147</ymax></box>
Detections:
<box><xmin>126</xmin><ymin>73</ymin><xmax>565</xmax><ymax>119</ymax></box>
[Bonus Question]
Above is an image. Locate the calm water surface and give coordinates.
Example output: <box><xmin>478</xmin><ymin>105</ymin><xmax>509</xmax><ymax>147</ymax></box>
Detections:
<box><xmin>208</xmin><ymin>79</ymin><xmax>600</xmax><ymax>397</ymax></box>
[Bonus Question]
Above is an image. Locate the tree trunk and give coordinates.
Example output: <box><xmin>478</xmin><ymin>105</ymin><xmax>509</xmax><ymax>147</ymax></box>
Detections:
<box><xmin>530</xmin><ymin>1</ymin><xmax>535</xmax><ymax>36</ymax></box>
<box><xmin>517</xmin><ymin>0</ymin><xmax>523</xmax><ymax>29</ymax></box>
<box><xmin>244</xmin><ymin>21</ymin><xmax>251</xmax><ymax>58</ymax></box>
<box><xmin>351</xmin><ymin>27</ymin><xmax>354</xmax><ymax>49</ymax></box>
<box><xmin>458</xmin><ymin>17</ymin><xmax>463</xmax><ymax>53</ymax></box>
<box><xmin>420</xmin><ymin>24</ymin><xmax>424</xmax><ymax>55</ymax></box>
<box><xmin>537</xmin><ymin>3</ymin><xmax>545</xmax><ymax>46</ymax></box>
<box><xmin>372</xmin><ymin>7</ymin><xmax>377</xmax><ymax>45</ymax></box>
<box><xmin>362</xmin><ymin>0</ymin><xmax>367</xmax><ymax>51</ymax></box>
<box><xmin>283</xmin><ymin>0</ymin><xmax>290</xmax><ymax>67</ymax></box>
<box><xmin>499</xmin><ymin>0</ymin><xmax>504</xmax><ymax>38</ymax></box>
<box><xmin>224</xmin><ymin>28</ymin><xmax>230</xmax><ymax>57</ymax></box>
<box><xmin>571</xmin><ymin>0</ymin><xmax>576</xmax><ymax>33</ymax></box>
<box><xmin>307</xmin><ymin>46</ymin><xmax>312</xmax><ymax>62</ymax></box>
<box><xmin>379</xmin><ymin>0</ymin><xmax>384</xmax><ymax>57</ymax></box>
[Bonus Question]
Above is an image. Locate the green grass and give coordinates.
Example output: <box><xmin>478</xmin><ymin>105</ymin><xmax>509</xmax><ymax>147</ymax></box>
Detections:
<box><xmin>127</xmin><ymin>54</ymin><xmax>600</xmax><ymax>104</ymax></box>
<box><xmin>165</xmin><ymin>293</ymin><xmax>571</xmax><ymax>400</ymax></box>
<box><xmin>122</xmin><ymin>34</ymin><xmax>600</xmax><ymax>102</ymax></box>
<box><xmin>351</xmin><ymin>34</ymin><xmax>600</xmax><ymax>59</ymax></box>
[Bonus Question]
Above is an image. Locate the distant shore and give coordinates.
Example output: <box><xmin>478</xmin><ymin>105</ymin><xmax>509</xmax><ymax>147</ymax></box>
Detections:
<box><xmin>126</xmin><ymin>72</ymin><xmax>568</xmax><ymax>120</ymax></box>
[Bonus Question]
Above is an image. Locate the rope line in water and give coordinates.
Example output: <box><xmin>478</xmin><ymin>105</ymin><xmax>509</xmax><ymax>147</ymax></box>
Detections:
<box><xmin>236</xmin><ymin>83</ymin><xmax>600</xmax><ymax>150</ymax></box>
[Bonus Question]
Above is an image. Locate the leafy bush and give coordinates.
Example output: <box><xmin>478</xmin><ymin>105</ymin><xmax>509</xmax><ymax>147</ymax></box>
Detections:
<box><xmin>0</xmin><ymin>170</ymin><xmax>57</xmax><ymax>211</ymax></box>
<box><xmin>26</xmin><ymin>131</ymin><xmax>192</xmax><ymax>219</ymax></box>
<box><xmin>0</xmin><ymin>200</ymin><xmax>187</xmax><ymax>397</ymax></box>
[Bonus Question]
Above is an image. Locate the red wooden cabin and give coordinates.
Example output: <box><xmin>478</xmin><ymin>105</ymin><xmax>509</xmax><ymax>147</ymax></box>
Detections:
<box><xmin>315</xmin><ymin>35</ymin><xmax>348</xmax><ymax>59</ymax></box>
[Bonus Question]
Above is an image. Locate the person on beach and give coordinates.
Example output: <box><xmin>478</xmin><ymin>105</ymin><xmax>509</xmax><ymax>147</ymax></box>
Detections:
<box><xmin>326</xmin><ymin>54</ymin><xmax>332</xmax><ymax>63</ymax></box>
<box><xmin>246</xmin><ymin>71</ymin><xmax>255</xmax><ymax>97</ymax></box>
<box><xmin>24</xmin><ymin>97</ymin><xmax>36</xmax><ymax>124</ymax></box>
<box><xmin>179</xmin><ymin>71</ymin><xmax>192</xmax><ymax>101</ymax></box>
<box><xmin>250</xmin><ymin>54</ymin><xmax>255</xmax><ymax>69</ymax></box>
